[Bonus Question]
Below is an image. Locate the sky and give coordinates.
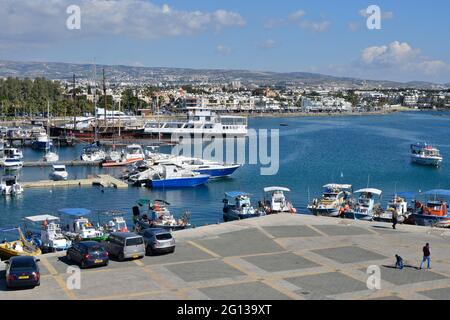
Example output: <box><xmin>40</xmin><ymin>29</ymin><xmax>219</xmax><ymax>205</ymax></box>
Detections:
<box><xmin>0</xmin><ymin>0</ymin><xmax>449</xmax><ymax>83</ymax></box>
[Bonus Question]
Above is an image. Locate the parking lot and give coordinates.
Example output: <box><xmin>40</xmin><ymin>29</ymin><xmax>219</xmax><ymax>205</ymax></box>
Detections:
<box><xmin>1</xmin><ymin>214</ymin><xmax>450</xmax><ymax>300</ymax></box>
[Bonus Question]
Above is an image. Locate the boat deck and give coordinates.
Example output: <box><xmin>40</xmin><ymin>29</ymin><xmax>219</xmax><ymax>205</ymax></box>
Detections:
<box><xmin>1</xmin><ymin>214</ymin><xmax>449</xmax><ymax>300</ymax></box>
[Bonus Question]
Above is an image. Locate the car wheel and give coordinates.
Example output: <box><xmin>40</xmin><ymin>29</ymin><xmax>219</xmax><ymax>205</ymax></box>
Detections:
<box><xmin>118</xmin><ymin>252</ymin><xmax>125</xmax><ymax>261</ymax></box>
<box><xmin>66</xmin><ymin>253</ymin><xmax>72</xmax><ymax>261</ymax></box>
<box><xmin>146</xmin><ymin>246</ymin><xmax>153</xmax><ymax>256</ymax></box>
<box><xmin>80</xmin><ymin>260</ymin><xmax>86</xmax><ymax>269</ymax></box>
<box><xmin>170</xmin><ymin>248</ymin><xmax>175</xmax><ymax>254</ymax></box>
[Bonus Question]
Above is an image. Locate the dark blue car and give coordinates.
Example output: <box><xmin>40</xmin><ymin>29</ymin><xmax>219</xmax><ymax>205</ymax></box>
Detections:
<box><xmin>66</xmin><ymin>241</ymin><xmax>109</xmax><ymax>269</ymax></box>
<box><xmin>5</xmin><ymin>256</ymin><xmax>40</xmax><ymax>289</ymax></box>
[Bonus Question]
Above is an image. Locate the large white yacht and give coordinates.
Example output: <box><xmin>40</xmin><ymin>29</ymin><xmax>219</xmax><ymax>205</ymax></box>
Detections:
<box><xmin>143</xmin><ymin>107</ymin><xmax>248</xmax><ymax>138</ymax></box>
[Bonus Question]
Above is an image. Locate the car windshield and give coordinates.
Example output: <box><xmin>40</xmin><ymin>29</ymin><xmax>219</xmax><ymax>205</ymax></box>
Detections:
<box><xmin>87</xmin><ymin>245</ymin><xmax>105</xmax><ymax>253</ymax></box>
<box><xmin>11</xmin><ymin>259</ymin><xmax>36</xmax><ymax>270</ymax></box>
<box><xmin>126</xmin><ymin>237</ymin><xmax>143</xmax><ymax>246</ymax></box>
<box><xmin>156</xmin><ymin>233</ymin><xmax>172</xmax><ymax>241</ymax></box>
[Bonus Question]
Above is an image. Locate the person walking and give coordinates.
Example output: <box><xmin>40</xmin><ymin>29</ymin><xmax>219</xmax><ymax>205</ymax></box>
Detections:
<box><xmin>419</xmin><ymin>243</ymin><xmax>431</xmax><ymax>270</ymax></box>
<box><xmin>392</xmin><ymin>209</ymin><xmax>398</xmax><ymax>230</ymax></box>
<box><xmin>395</xmin><ymin>254</ymin><xmax>404</xmax><ymax>269</ymax></box>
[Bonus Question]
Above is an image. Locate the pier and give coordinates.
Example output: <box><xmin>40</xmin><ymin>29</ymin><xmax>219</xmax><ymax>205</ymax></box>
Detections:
<box><xmin>22</xmin><ymin>174</ymin><xmax>128</xmax><ymax>189</ymax></box>
<box><xmin>22</xmin><ymin>160</ymin><xmax>101</xmax><ymax>167</ymax></box>
<box><xmin>1</xmin><ymin>214</ymin><xmax>449</xmax><ymax>300</ymax></box>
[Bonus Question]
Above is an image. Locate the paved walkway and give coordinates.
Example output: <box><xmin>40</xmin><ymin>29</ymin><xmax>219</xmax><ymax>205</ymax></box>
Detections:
<box><xmin>1</xmin><ymin>214</ymin><xmax>449</xmax><ymax>300</ymax></box>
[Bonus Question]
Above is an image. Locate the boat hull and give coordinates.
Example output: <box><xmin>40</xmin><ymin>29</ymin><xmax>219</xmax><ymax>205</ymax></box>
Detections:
<box><xmin>309</xmin><ymin>206</ymin><xmax>340</xmax><ymax>217</ymax></box>
<box><xmin>411</xmin><ymin>213</ymin><xmax>450</xmax><ymax>227</ymax></box>
<box><xmin>193</xmin><ymin>165</ymin><xmax>240</xmax><ymax>178</ymax></box>
<box><xmin>411</xmin><ymin>156</ymin><xmax>442</xmax><ymax>167</ymax></box>
<box><xmin>147</xmin><ymin>175</ymin><xmax>209</xmax><ymax>188</ymax></box>
<box><xmin>344</xmin><ymin>211</ymin><xmax>373</xmax><ymax>221</ymax></box>
<box><xmin>223</xmin><ymin>211</ymin><xmax>262</xmax><ymax>222</ymax></box>
<box><xmin>102</xmin><ymin>158</ymin><xmax>144</xmax><ymax>168</ymax></box>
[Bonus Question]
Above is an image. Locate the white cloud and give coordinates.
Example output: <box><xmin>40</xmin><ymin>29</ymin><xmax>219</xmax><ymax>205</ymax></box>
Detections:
<box><xmin>348</xmin><ymin>21</ymin><xmax>360</xmax><ymax>32</ymax></box>
<box><xmin>216</xmin><ymin>44</ymin><xmax>232</xmax><ymax>55</ymax></box>
<box><xmin>0</xmin><ymin>0</ymin><xmax>246</xmax><ymax>47</ymax></box>
<box><xmin>260</xmin><ymin>39</ymin><xmax>276</xmax><ymax>49</ymax></box>
<box><xmin>289</xmin><ymin>10</ymin><xmax>330</xmax><ymax>33</ymax></box>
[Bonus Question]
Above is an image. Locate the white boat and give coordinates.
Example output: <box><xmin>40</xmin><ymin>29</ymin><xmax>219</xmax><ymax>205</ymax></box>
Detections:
<box><xmin>3</xmin><ymin>147</ymin><xmax>23</xmax><ymax>160</ymax></box>
<box><xmin>222</xmin><ymin>191</ymin><xmax>264</xmax><ymax>222</ymax></box>
<box><xmin>43</xmin><ymin>151</ymin><xmax>59</xmax><ymax>162</ymax></box>
<box><xmin>102</xmin><ymin>144</ymin><xmax>145</xmax><ymax>167</ymax></box>
<box><xmin>2</xmin><ymin>158</ymin><xmax>23</xmax><ymax>171</ymax></box>
<box><xmin>0</xmin><ymin>139</ymin><xmax>4</xmax><ymax>159</ymax></box>
<box><xmin>374</xmin><ymin>194</ymin><xmax>409</xmax><ymax>223</ymax></box>
<box><xmin>263</xmin><ymin>186</ymin><xmax>297</xmax><ymax>214</ymax></box>
<box><xmin>143</xmin><ymin>107</ymin><xmax>248</xmax><ymax>138</ymax></box>
<box><xmin>1</xmin><ymin>175</ymin><xmax>23</xmax><ymax>196</ymax></box>
<box><xmin>411</xmin><ymin>143</ymin><xmax>443</xmax><ymax>167</ymax></box>
<box><xmin>49</xmin><ymin>165</ymin><xmax>68</xmax><ymax>181</ymax></box>
<box><xmin>32</xmin><ymin>132</ymin><xmax>52</xmax><ymax>150</ymax></box>
<box><xmin>308</xmin><ymin>184</ymin><xmax>353</xmax><ymax>217</ymax></box>
<box><xmin>24</xmin><ymin>215</ymin><xmax>72</xmax><ymax>252</ymax></box>
<box><xmin>81</xmin><ymin>145</ymin><xmax>106</xmax><ymax>162</ymax></box>
<box><xmin>345</xmin><ymin>188</ymin><xmax>383</xmax><ymax>221</ymax></box>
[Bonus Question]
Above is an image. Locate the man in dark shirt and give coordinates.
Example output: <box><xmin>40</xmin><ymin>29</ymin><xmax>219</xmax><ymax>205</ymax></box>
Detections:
<box><xmin>395</xmin><ymin>254</ymin><xmax>404</xmax><ymax>269</ymax></box>
<box><xmin>419</xmin><ymin>243</ymin><xmax>431</xmax><ymax>269</ymax></box>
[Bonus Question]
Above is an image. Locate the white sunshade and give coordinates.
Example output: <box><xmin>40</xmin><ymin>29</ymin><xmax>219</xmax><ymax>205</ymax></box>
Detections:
<box><xmin>323</xmin><ymin>184</ymin><xmax>352</xmax><ymax>190</ymax></box>
<box><xmin>264</xmin><ymin>186</ymin><xmax>291</xmax><ymax>193</ymax></box>
<box><xmin>53</xmin><ymin>165</ymin><xmax>66</xmax><ymax>169</ymax></box>
<box><xmin>24</xmin><ymin>214</ymin><xmax>60</xmax><ymax>223</ymax></box>
<box><xmin>355</xmin><ymin>188</ymin><xmax>383</xmax><ymax>196</ymax></box>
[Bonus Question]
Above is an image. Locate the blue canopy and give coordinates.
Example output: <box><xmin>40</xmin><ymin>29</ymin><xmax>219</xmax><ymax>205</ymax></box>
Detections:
<box><xmin>225</xmin><ymin>191</ymin><xmax>250</xmax><ymax>198</ymax></box>
<box><xmin>423</xmin><ymin>190</ymin><xmax>450</xmax><ymax>197</ymax></box>
<box><xmin>58</xmin><ymin>208</ymin><xmax>92</xmax><ymax>217</ymax></box>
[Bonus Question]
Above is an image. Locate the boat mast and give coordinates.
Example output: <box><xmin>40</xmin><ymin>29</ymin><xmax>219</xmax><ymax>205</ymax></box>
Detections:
<box><xmin>72</xmin><ymin>74</ymin><xmax>76</xmax><ymax>133</ymax></box>
<box><xmin>103</xmin><ymin>68</ymin><xmax>107</xmax><ymax>131</ymax></box>
<box><xmin>93</xmin><ymin>62</ymin><xmax>98</xmax><ymax>143</ymax></box>
<box><xmin>47</xmin><ymin>100</ymin><xmax>50</xmax><ymax>152</ymax></box>
<box><xmin>118</xmin><ymin>99</ymin><xmax>121</xmax><ymax>137</ymax></box>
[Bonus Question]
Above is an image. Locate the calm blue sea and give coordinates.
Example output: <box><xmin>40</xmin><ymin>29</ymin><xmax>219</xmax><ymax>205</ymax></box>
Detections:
<box><xmin>1</xmin><ymin>111</ymin><xmax>450</xmax><ymax>235</ymax></box>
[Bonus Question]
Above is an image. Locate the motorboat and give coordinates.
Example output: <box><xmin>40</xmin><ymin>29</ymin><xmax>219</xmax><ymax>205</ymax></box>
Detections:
<box><xmin>345</xmin><ymin>188</ymin><xmax>383</xmax><ymax>221</ymax></box>
<box><xmin>32</xmin><ymin>132</ymin><xmax>52</xmax><ymax>150</ymax></box>
<box><xmin>308</xmin><ymin>184</ymin><xmax>353</xmax><ymax>217</ymax></box>
<box><xmin>2</xmin><ymin>158</ymin><xmax>24</xmax><ymax>171</ymax></box>
<box><xmin>262</xmin><ymin>186</ymin><xmax>296</xmax><ymax>214</ymax></box>
<box><xmin>158</xmin><ymin>155</ymin><xmax>241</xmax><ymax>178</ymax></box>
<box><xmin>410</xmin><ymin>143</ymin><xmax>443</xmax><ymax>167</ymax></box>
<box><xmin>411</xmin><ymin>190</ymin><xmax>450</xmax><ymax>227</ymax></box>
<box><xmin>1</xmin><ymin>175</ymin><xmax>23</xmax><ymax>196</ymax></box>
<box><xmin>133</xmin><ymin>165</ymin><xmax>209</xmax><ymax>188</ymax></box>
<box><xmin>373</xmin><ymin>193</ymin><xmax>411</xmax><ymax>223</ymax></box>
<box><xmin>81</xmin><ymin>145</ymin><xmax>106</xmax><ymax>162</ymax></box>
<box><xmin>103</xmin><ymin>216</ymin><xmax>129</xmax><ymax>233</ymax></box>
<box><xmin>23</xmin><ymin>215</ymin><xmax>72</xmax><ymax>252</ymax></box>
<box><xmin>132</xmin><ymin>199</ymin><xmax>191</xmax><ymax>231</ymax></box>
<box><xmin>43</xmin><ymin>151</ymin><xmax>59</xmax><ymax>162</ymax></box>
<box><xmin>58</xmin><ymin>208</ymin><xmax>108</xmax><ymax>242</ymax></box>
<box><xmin>49</xmin><ymin>165</ymin><xmax>69</xmax><ymax>181</ymax></box>
<box><xmin>102</xmin><ymin>144</ymin><xmax>145</xmax><ymax>167</ymax></box>
<box><xmin>222</xmin><ymin>191</ymin><xmax>265</xmax><ymax>222</ymax></box>
<box><xmin>3</xmin><ymin>147</ymin><xmax>23</xmax><ymax>160</ymax></box>
<box><xmin>0</xmin><ymin>227</ymin><xmax>42</xmax><ymax>260</ymax></box>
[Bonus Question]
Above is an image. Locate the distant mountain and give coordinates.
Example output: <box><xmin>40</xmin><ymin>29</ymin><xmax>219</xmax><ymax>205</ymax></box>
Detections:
<box><xmin>0</xmin><ymin>60</ymin><xmax>447</xmax><ymax>89</ymax></box>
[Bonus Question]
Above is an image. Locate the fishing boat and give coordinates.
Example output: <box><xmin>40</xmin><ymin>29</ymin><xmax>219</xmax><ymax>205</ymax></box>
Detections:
<box><xmin>1</xmin><ymin>175</ymin><xmax>23</xmax><ymax>196</ymax></box>
<box><xmin>49</xmin><ymin>165</ymin><xmax>68</xmax><ymax>181</ymax></box>
<box><xmin>411</xmin><ymin>190</ymin><xmax>450</xmax><ymax>227</ymax></box>
<box><xmin>222</xmin><ymin>191</ymin><xmax>265</xmax><ymax>222</ymax></box>
<box><xmin>32</xmin><ymin>132</ymin><xmax>52</xmax><ymax>150</ymax></box>
<box><xmin>58</xmin><ymin>208</ymin><xmax>108</xmax><ymax>242</ymax></box>
<box><xmin>373</xmin><ymin>193</ymin><xmax>412</xmax><ymax>223</ymax></box>
<box><xmin>262</xmin><ymin>186</ymin><xmax>297</xmax><ymax>214</ymax></box>
<box><xmin>308</xmin><ymin>184</ymin><xmax>353</xmax><ymax>217</ymax></box>
<box><xmin>23</xmin><ymin>215</ymin><xmax>72</xmax><ymax>252</ymax></box>
<box><xmin>143</xmin><ymin>107</ymin><xmax>248</xmax><ymax>138</ymax></box>
<box><xmin>137</xmin><ymin>165</ymin><xmax>210</xmax><ymax>188</ymax></box>
<box><xmin>0</xmin><ymin>227</ymin><xmax>42</xmax><ymax>260</ymax></box>
<box><xmin>80</xmin><ymin>145</ymin><xmax>106</xmax><ymax>162</ymax></box>
<box><xmin>157</xmin><ymin>155</ymin><xmax>241</xmax><ymax>178</ymax></box>
<box><xmin>102</xmin><ymin>144</ymin><xmax>145</xmax><ymax>167</ymax></box>
<box><xmin>345</xmin><ymin>188</ymin><xmax>383</xmax><ymax>221</ymax></box>
<box><xmin>2</xmin><ymin>158</ymin><xmax>23</xmax><ymax>171</ymax></box>
<box><xmin>410</xmin><ymin>143</ymin><xmax>443</xmax><ymax>167</ymax></box>
<box><xmin>132</xmin><ymin>199</ymin><xmax>191</xmax><ymax>231</ymax></box>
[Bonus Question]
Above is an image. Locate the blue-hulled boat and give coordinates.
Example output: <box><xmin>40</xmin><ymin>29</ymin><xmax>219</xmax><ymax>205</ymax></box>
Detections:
<box><xmin>345</xmin><ymin>188</ymin><xmax>383</xmax><ymax>221</ymax></box>
<box><xmin>145</xmin><ymin>165</ymin><xmax>210</xmax><ymax>188</ymax></box>
<box><xmin>411</xmin><ymin>190</ymin><xmax>450</xmax><ymax>227</ymax></box>
<box><xmin>222</xmin><ymin>191</ymin><xmax>265</xmax><ymax>222</ymax></box>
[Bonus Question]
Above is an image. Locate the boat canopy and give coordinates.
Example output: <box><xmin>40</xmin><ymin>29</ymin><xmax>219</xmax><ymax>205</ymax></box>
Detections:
<box><xmin>137</xmin><ymin>199</ymin><xmax>170</xmax><ymax>206</ymax></box>
<box><xmin>24</xmin><ymin>214</ymin><xmax>59</xmax><ymax>223</ymax></box>
<box><xmin>52</xmin><ymin>165</ymin><xmax>66</xmax><ymax>169</ymax></box>
<box><xmin>58</xmin><ymin>208</ymin><xmax>92</xmax><ymax>217</ymax></box>
<box><xmin>225</xmin><ymin>191</ymin><xmax>251</xmax><ymax>198</ymax></box>
<box><xmin>264</xmin><ymin>186</ymin><xmax>290</xmax><ymax>193</ymax></box>
<box><xmin>323</xmin><ymin>184</ymin><xmax>352</xmax><ymax>190</ymax></box>
<box><xmin>423</xmin><ymin>189</ymin><xmax>450</xmax><ymax>197</ymax></box>
<box><xmin>354</xmin><ymin>188</ymin><xmax>383</xmax><ymax>196</ymax></box>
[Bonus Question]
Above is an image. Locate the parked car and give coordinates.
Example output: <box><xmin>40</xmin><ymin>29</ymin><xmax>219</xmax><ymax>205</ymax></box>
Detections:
<box><xmin>139</xmin><ymin>228</ymin><xmax>176</xmax><ymax>255</ymax></box>
<box><xmin>5</xmin><ymin>256</ymin><xmax>40</xmax><ymax>289</ymax></box>
<box><xmin>101</xmin><ymin>232</ymin><xmax>145</xmax><ymax>261</ymax></box>
<box><xmin>66</xmin><ymin>241</ymin><xmax>109</xmax><ymax>269</ymax></box>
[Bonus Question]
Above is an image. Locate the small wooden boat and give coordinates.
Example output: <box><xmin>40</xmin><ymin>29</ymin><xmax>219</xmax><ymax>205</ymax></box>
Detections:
<box><xmin>0</xmin><ymin>227</ymin><xmax>42</xmax><ymax>260</ymax></box>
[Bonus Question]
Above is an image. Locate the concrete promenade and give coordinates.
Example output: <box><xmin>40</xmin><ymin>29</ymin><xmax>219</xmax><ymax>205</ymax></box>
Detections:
<box><xmin>1</xmin><ymin>214</ymin><xmax>449</xmax><ymax>300</ymax></box>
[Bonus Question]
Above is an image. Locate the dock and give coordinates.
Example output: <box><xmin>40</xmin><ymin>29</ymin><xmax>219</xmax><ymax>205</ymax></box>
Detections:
<box><xmin>1</xmin><ymin>214</ymin><xmax>449</xmax><ymax>300</ymax></box>
<box><xmin>22</xmin><ymin>174</ymin><xmax>128</xmax><ymax>189</ymax></box>
<box><xmin>22</xmin><ymin>160</ymin><xmax>101</xmax><ymax>167</ymax></box>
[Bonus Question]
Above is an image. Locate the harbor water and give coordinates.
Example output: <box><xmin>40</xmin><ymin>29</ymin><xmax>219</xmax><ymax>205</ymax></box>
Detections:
<box><xmin>1</xmin><ymin>111</ymin><xmax>450</xmax><ymax>234</ymax></box>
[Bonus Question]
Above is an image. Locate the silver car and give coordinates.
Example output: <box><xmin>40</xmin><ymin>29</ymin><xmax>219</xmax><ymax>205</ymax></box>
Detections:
<box><xmin>101</xmin><ymin>232</ymin><xmax>145</xmax><ymax>261</ymax></box>
<box><xmin>139</xmin><ymin>228</ymin><xmax>176</xmax><ymax>255</ymax></box>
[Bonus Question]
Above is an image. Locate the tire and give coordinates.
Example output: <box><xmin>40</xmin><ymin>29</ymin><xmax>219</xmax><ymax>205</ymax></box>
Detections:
<box><xmin>146</xmin><ymin>246</ymin><xmax>153</xmax><ymax>256</ymax></box>
<box><xmin>170</xmin><ymin>248</ymin><xmax>175</xmax><ymax>254</ymax></box>
<box><xmin>118</xmin><ymin>252</ymin><xmax>125</xmax><ymax>262</ymax></box>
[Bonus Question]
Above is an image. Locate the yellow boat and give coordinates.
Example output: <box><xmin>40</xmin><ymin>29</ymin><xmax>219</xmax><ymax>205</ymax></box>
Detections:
<box><xmin>0</xmin><ymin>228</ymin><xmax>41</xmax><ymax>260</ymax></box>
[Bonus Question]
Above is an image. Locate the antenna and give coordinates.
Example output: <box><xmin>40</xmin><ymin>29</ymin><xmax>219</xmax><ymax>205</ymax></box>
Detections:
<box><xmin>367</xmin><ymin>174</ymin><xmax>370</xmax><ymax>188</ymax></box>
